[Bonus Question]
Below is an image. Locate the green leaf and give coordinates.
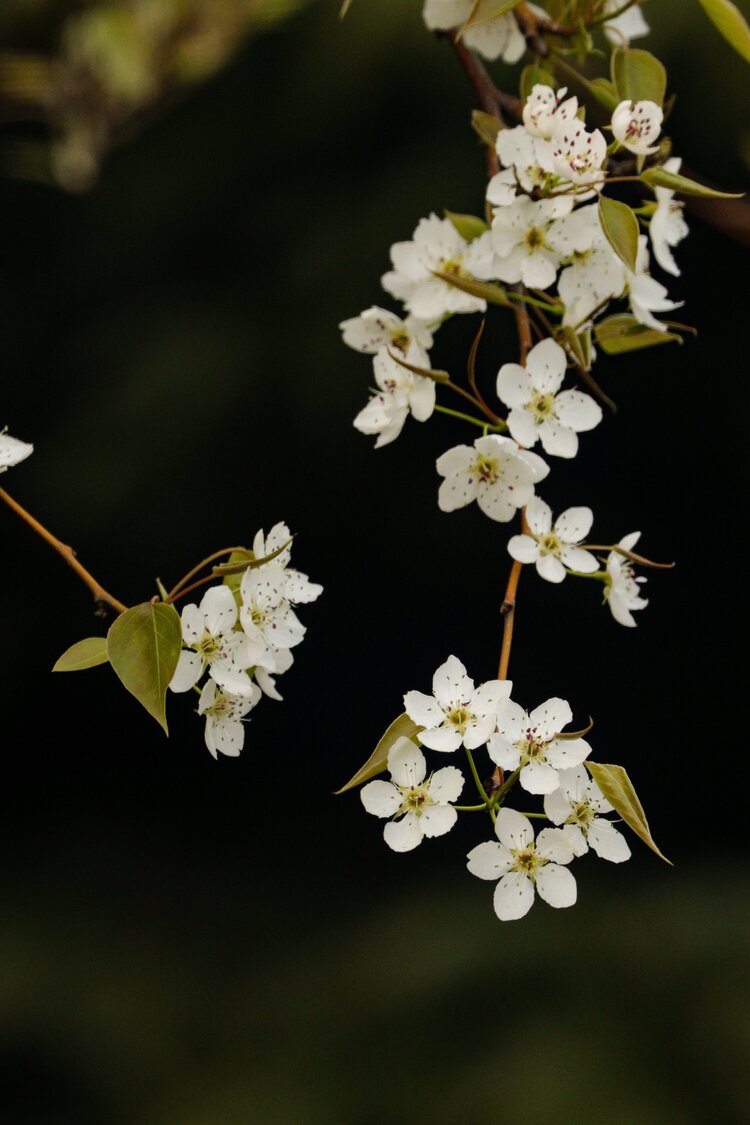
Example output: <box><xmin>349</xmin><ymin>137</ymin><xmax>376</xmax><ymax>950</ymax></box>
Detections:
<box><xmin>432</xmin><ymin>269</ymin><xmax>511</xmax><ymax>307</ymax></box>
<box><xmin>445</xmin><ymin>211</ymin><xmax>489</xmax><ymax>243</ymax></box>
<box><xmin>471</xmin><ymin>109</ymin><xmax>502</xmax><ymax>149</ymax></box>
<box><xmin>107</xmin><ymin>602</ymin><xmax>182</xmax><ymax>734</ymax></box>
<box><xmin>611</xmin><ymin>48</ymin><xmax>667</xmax><ymax>106</ymax></box>
<box><xmin>339</xmin><ymin>0</ymin><xmax>355</xmax><ymax>18</ymax></box>
<box><xmin>640</xmin><ymin>166</ymin><xmax>743</xmax><ymax>199</ymax></box>
<box><xmin>588</xmin><ymin>76</ymin><xmax>619</xmax><ymax>112</ymax></box>
<box><xmin>52</xmin><ymin>636</ymin><xmax>109</xmax><ymax>672</ymax></box>
<box><xmin>598</xmin><ymin>195</ymin><xmax>639</xmax><ymax>273</ymax></box>
<box><xmin>594</xmin><ymin>314</ymin><xmax>682</xmax><ymax>354</ymax></box>
<box><xmin>334</xmin><ymin>713</ymin><xmax>423</xmax><ymax>794</ymax></box>
<box><xmin>585</xmin><ymin>761</ymin><xmax>672</xmax><ymax>864</ymax></box>
<box><xmin>520</xmin><ymin>65</ymin><xmax>556</xmax><ymax>100</ymax></box>
<box><xmin>696</xmin><ymin>0</ymin><xmax>750</xmax><ymax>63</ymax></box>
<box><xmin>387</xmin><ymin>350</ymin><xmax>450</xmax><ymax>384</ymax></box>
<box><xmin>212</xmin><ymin>538</ymin><xmax>292</xmax><ymax>577</ymax></box>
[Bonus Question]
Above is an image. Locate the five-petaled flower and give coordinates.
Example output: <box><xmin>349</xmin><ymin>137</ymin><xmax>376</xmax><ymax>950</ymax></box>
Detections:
<box><xmin>467</xmin><ymin>808</ymin><xmax>577</xmax><ymax>921</ymax></box>
<box><xmin>604</xmin><ymin>532</ymin><xmax>649</xmax><ymax>627</ymax></box>
<box><xmin>404</xmin><ymin>655</ymin><xmax>511</xmax><ymax>752</ymax></box>
<box><xmin>508</xmin><ymin>498</ymin><xmax>599</xmax><ymax>583</ymax></box>
<box><xmin>170</xmin><ymin>584</ymin><xmax>263</xmax><ymax>698</ymax></box>
<box><xmin>198</xmin><ymin>679</ymin><xmax>260</xmax><ymax>759</ymax></box>
<box><xmin>436</xmin><ymin>434</ymin><xmax>548</xmax><ymax>523</ymax></box>
<box><xmin>544</xmin><ymin>765</ymin><xmax>632</xmax><ymax>862</ymax></box>
<box><xmin>612</xmin><ymin>99</ymin><xmax>663</xmax><ymax>155</ymax></box>
<box><xmin>487</xmin><ymin>696</ymin><xmax>591</xmax><ymax>794</ymax></box>
<box><xmin>360</xmin><ymin>736</ymin><xmax>464</xmax><ymax>851</ymax></box>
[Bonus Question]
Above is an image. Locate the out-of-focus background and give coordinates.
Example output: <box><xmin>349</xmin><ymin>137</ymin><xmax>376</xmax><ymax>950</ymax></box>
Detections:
<box><xmin>1</xmin><ymin>2</ymin><xmax>748</xmax><ymax>1122</ymax></box>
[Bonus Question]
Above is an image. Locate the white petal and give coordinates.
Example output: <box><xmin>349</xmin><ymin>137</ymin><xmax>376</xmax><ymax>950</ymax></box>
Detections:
<box><xmin>433</xmin><ymin>655</ymin><xmax>473</xmax><ymax>707</ymax></box>
<box><xmin>493</xmin><ymin>871</ymin><xmax>535</xmax><ymax>920</ymax></box>
<box><xmin>496</xmin><ymin>363</ymin><xmax>533</xmax><ymax>408</ymax></box>
<box><xmin>529</xmin><ymin>697</ymin><xmax>572</xmax><ymax>740</ymax></box>
<box><xmin>559</xmin><ymin>546</ymin><xmax>599</xmax><ymax>573</ymax></box>
<box><xmin>388</xmin><ymin>737</ymin><xmax>427</xmax><ymax>787</ymax></box>
<box><xmin>520</xmin><ymin>759</ymin><xmax>560</xmax><ymax>794</ymax></box>
<box><xmin>429</xmin><ymin>765</ymin><xmax>464</xmax><ymax>804</ymax></box>
<box><xmin>587</xmin><ymin>819</ymin><xmax>631</xmax><ymax>862</ymax></box>
<box><xmin>419</xmin><ymin>725</ymin><xmax>464</xmax><ymax>753</ymax></box>
<box><xmin>361</xmin><ymin>780</ymin><xmax>402</xmax><ymax>818</ymax></box>
<box><xmin>403</xmin><ymin>690</ymin><xmax>444</xmax><ymax>728</ymax></box>
<box><xmin>169</xmin><ymin>650</ymin><xmax>203</xmax><ymax>693</ymax></box>
<box><xmin>538</xmin><ymin>420</ymin><xmax>578</xmax><ymax>459</ymax></box>
<box><xmin>505</xmin><ymin>408</ymin><xmax>539</xmax><ymax>449</ymax></box>
<box><xmin>543</xmin><ymin>786</ymin><xmax>572</xmax><ymax>826</ymax></box>
<box><xmin>496</xmin><ymin>807</ymin><xmax>533</xmax><ymax>849</ymax></box>
<box><xmin>200</xmin><ymin>584</ymin><xmax>238</xmax><ymax>636</ymax></box>
<box><xmin>383</xmin><ymin>814</ymin><xmax>423</xmax><ymax>852</ymax></box>
<box><xmin>554</xmin><ymin>390</ymin><xmax>602</xmax><ymax>432</ymax></box>
<box><xmin>207</xmin><ymin>716</ymin><xmax>245</xmax><ymax>758</ymax></box>
<box><xmin>420</xmin><ymin>804</ymin><xmax>458</xmax><ymax>838</ymax></box>
<box><xmin>554</xmin><ymin>506</ymin><xmax>593</xmax><ymax>543</ymax></box>
<box><xmin>486</xmin><ymin>733</ymin><xmax>520</xmax><ymax>771</ymax></box>
<box><xmin>525</xmin><ymin>496</ymin><xmax>552</xmax><ymax>535</ymax></box>
<box><xmin>535</xmin><ymin>863</ymin><xmax>577</xmax><ymax>908</ymax></box>
<box><xmin>467</xmin><ymin>840</ymin><xmax>512</xmax><ymax>880</ymax></box>
<box><xmin>536</xmin><ymin>553</ymin><xmax>566</xmax><ymax>584</ymax></box>
<box><xmin>508</xmin><ymin>534</ymin><xmax>540</xmax><ymax>564</ymax></box>
<box><xmin>525</xmin><ymin>337</ymin><xmax>567</xmax><ymax>391</ymax></box>
<box><xmin>536</xmin><ymin>827</ymin><xmax>575</xmax><ymax>864</ymax></box>
<box><xmin>438</xmin><ymin>470</ymin><xmax>478</xmax><ymax>512</ymax></box>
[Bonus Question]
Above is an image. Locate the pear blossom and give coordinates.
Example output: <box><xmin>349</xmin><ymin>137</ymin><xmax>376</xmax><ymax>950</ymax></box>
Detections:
<box><xmin>496</xmin><ymin>337</ymin><xmax>602</xmax><ymax>457</ymax></box>
<box><xmin>239</xmin><ymin>563</ymin><xmax>306</xmax><ymax>662</ymax></box>
<box><xmin>467</xmin><ymin>808</ymin><xmax>576</xmax><ymax>921</ymax></box>
<box><xmin>604</xmin><ymin>531</ymin><xmax>648</xmax><ymax>627</ymax></box>
<box><xmin>339</xmin><ymin>306</ymin><xmax>433</xmax><ymax>357</ymax></box>
<box><xmin>649</xmin><ymin>158</ymin><xmax>689</xmax><ymax>276</ymax></box>
<box><xmin>436</xmin><ymin>434</ymin><xmax>548</xmax><ymax>523</ymax></box>
<box><xmin>552</xmin><ymin>122</ymin><xmax>608</xmax><ymax>188</ymax></box>
<box><xmin>198</xmin><ymin>679</ymin><xmax>260</xmax><ymax>759</ymax></box>
<box><xmin>404</xmin><ymin>654</ymin><xmax>511</xmax><ymax>752</ymax></box>
<box><xmin>508</xmin><ymin>499</ymin><xmax>599</xmax><ymax>583</ymax></box>
<box><xmin>544</xmin><ymin>765</ymin><xmax>631</xmax><ymax>862</ymax></box>
<box><xmin>612</xmin><ymin>99</ymin><xmax>663</xmax><ymax>156</ymax></box>
<box><xmin>422</xmin><ymin>0</ymin><xmax>525</xmax><ymax>63</ymax></box>
<box><xmin>255</xmin><ymin>645</ymin><xmax>294</xmax><ymax>701</ymax></box>
<box><xmin>169</xmin><ymin>584</ymin><xmax>263</xmax><ymax>697</ymax></box>
<box><xmin>523</xmin><ymin>84</ymin><xmax>578</xmax><ymax>141</ymax></box>
<box><xmin>353</xmin><ymin>343</ymin><xmax>436</xmax><ymax>448</ymax></box>
<box><xmin>251</xmin><ymin>522</ymin><xmax>323</xmax><ymax>605</ymax></box>
<box><xmin>360</xmin><ymin>736</ymin><xmax>464</xmax><ymax>852</ymax></box>
<box><xmin>626</xmin><ymin>236</ymin><xmax>682</xmax><ymax>331</ymax></box>
<box><xmin>485</xmin><ymin>196</ymin><xmax>575</xmax><ymax>289</ymax></box>
<box><xmin>487</xmin><ymin>127</ymin><xmax>559</xmax><ymax>205</ymax></box>
<box><xmin>381</xmin><ymin>213</ymin><xmax>487</xmax><ymax>320</ymax></box>
<box><xmin>602</xmin><ymin>0</ymin><xmax>649</xmax><ymax>44</ymax></box>
<box><xmin>554</xmin><ymin>203</ymin><xmax>626</xmax><ymax>326</ymax></box>
<box><xmin>488</xmin><ymin>697</ymin><xmax>591</xmax><ymax>795</ymax></box>
<box><xmin>0</xmin><ymin>430</ymin><xmax>33</xmax><ymax>471</ymax></box>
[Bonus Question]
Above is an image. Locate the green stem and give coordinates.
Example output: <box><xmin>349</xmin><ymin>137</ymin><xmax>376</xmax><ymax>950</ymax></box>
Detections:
<box><xmin>166</xmin><ymin>546</ymin><xmax>249</xmax><ymax>602</ymax></box>
<box><xmin>506</xmin><ymin>290</ymin><xmax>563</xmax><ymax>315</ymax></box>
<box><xmin>454</xmin><ymin>802</ymin><xmax>490</xmax><ymax>812</ymax></box>
<box><xmin>519</xmin><ymin>811</ymin><xmax>549</xmax><ymax>819</ymax></box>
<box><xmin>434</xmin><ymin>403</ymin><xmax>504</xmax><ymax>431</ymax></box>
<box><xmin>565</xmin><ymin>568</ymin><xmax>607</xmax><ymax>579</ymax></box>
<box><xmin>465</xmin><ymin>747</ymin><xmax>495</xmax><ymax>822</ymax></box>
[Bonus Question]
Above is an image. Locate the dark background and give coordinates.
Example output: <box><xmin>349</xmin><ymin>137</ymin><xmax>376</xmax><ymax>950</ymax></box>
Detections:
<box><xmin>1</xmin><ymin>2</ymin><xmax>748</xmax><ymax>1122</ymax></box>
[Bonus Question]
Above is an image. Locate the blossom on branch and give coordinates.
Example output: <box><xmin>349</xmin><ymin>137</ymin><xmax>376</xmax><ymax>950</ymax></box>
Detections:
<box><xmin>381</xmin><ymin>213</ymin><xmax>487</xmax><ymax>319</ymax></box>
<box><xmin>649</xmin><ymin>158</ymin><xmax>689</xmax><ymax>277</ymax></box>
<box><xmin>487</xmin><ymin>696</ymin><xmax>591</xmax><ymax>794</ymax></box>
<box><xmin>467</xmin><ymin>808</ymin><xmax>577</xmax><ymax>921</ymax></box>
<box><xmin>522</xmin><ymin>84</ymin><xmax>578</xmax><ymax>141</ymax></box>
<box><xmin>360</xmin><ymin>736</ymin><xmax>464</xmax><ymax>851</ymax></box>
<box><xmin>198</xmin><ymin>679</ymin><xmax>260</xmax><ymax>759</ymax></box>
<box><xmin>544</xmin><ymin>765</ymin><xmax>632</xmax><ymax>862</ymax></box>
<box><xmin>404</xmin><ymin>654</ymin><xmax>511</xmax><ymax>752</ymax></box>
<box><xmin>611</xmin><ymin>99</ymin><xmax>663</xmax><ymax>156</ymax></box>
<box><xmin>169</xmin><ymin>584</ymin><xmax>263</xmax><ymax>698</ymax></box>
<box><xmin>339</xmin><ymin>306</ymin><xmax>434</xmax><ymax>357</ymax></box>
<box><xmin>508</xmin><ymin>499</ymin><xmax>599</xmax><ymax>583</ymax></box>
<box><xmin>353</xmin><ymin>343</ymin><xmax>436</xmax><ymax>448</ymax></box>
<box><xmin>436</xmin><ymin>434</ymin><xmax>549</xmax><ymax>523</ymax></box>
<box><xmin>604</xmin><ymin>531</ymin><xmax>649</xmax><ymax>627</ymax></box>
<box><xmin>422</xmin><ymin>0</ymin><xmax>525</xmax><ymax>63</ymax></box>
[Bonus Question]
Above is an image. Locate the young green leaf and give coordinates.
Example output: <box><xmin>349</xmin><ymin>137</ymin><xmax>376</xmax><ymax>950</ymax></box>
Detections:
<box><xmin>334</xmin><ymin>713</ymin><xmax>423</xmax><ymax>794</ymax></box>
<box><xmin>52</xmin><ymin>636</ymin><xmax>109</xmax><ymax>672</ymax></box>
<box><xmin>598</xmin><ymin>196</ymin><xmax>639</xmax><ymax>273</ymax></box>
<box><xmin>471</xmin><ymin>109</ymin><xmax>502</xmax><ymax>148</ymax></box>
<box><xmin>107</xmin><ymin>602</ymin><xmax>182</xmax><ymax>734</ymax></box>
<box><xmin>445</xmin><ymin>211</ymin><xmax>489</xmax><ymax>242</ymax></box>
<box><xmin>211</xmin><ymin>538</ymin><xmax>291</xmax><ymax>577</ymax></box>
<box><xmin>696</xmin><ymin>0</ymin><xmax>750</xmax><ymax>64</ymax></box>
<box><xmin>432</xmin><ymin>269</ymin><xmax>511</xmax><ymax>307</ymax></box>
<box><xmin>611</xmin><ymin>48</ymin><xmax>667</xmax><ymax>106</ymax></box>
<box><xmin>520</xmin><ymin>65</ymin><xmax>556</xmax><ymax>101</ymax></box>
<box><xmin>339</xmin><ymin>0</ymin><xmax>355</xmax><ymax>18</ymax></box>
<box><xmin>641</xmin><ymin>166</ymin><xmax>743</xmax><ymax>199</ymax></box>
<box><xmin>594</xmin><ymin>314</ymin><xmax>682</xmax><ymax>354</ymax></box>
<box><xmin>585</xmin><ymin>761</ymin><xmax>672</xmax><ymax>864</ymax></box>
<box><xmin>588</xmin><ymin>76</ymin><xmax>618</xmax><ymax>112</ymax></box>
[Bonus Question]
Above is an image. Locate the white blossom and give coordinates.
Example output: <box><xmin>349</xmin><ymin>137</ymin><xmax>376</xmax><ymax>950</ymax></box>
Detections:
<box><xmin>169</xmin><ymin>584</ymin><xmax>263</xmax><ymax>697</ymax></box>
<box><xmin>382</xmin><ymin>213</ymin><xmax>487</xmax><ymax>320</ymax></box>
<box><xmin>436</xmin><ymin>434</ymin><xmax>548</xmax><ymax>523</ymax></box>
<box><xmin>627</xmin><ymin>236</ymin><xmax>682</xmax><ymax>331</ymax></box>
<box><xmin>554</xmin><ymin>203</ymin><xmax>627</xmax><ymax>327</ymax></box>
<box><xmin>240</xmin><ymin>563</ymin><xmax>306</xmax><ymax>664</ymax></box>
<box><xmin>612</xmin><ymin>99</ymin><xmax>663</xmax><ymax>156</ymax></box>
<box><xmin>523</xmin><ymin>84</ymin><xmax>578</xmax><ymax>141</ymax></box>
<box><xmin>422</xmin><ymin>0</ymin><xmax>525</xmax><ymax>63</ymax></box>
<box><xmin>496</xmin><ymin>337</ymin><xmax>602</xmax><ymax>457</ymax></box>
<box><xmin>404</xmin><ymin>654</ymin><xmax>512</xmax><ymax>752</ymax></box>
<box><xmin>552</xmin><ymin>122</ymin><xmax>608</xmax><ymax>187</ymax></box>
<box><xmin>487</xmin><ymin>127</ymin><xmax>559</xmax><ymax>205</ymax></box>
<box><xmin>360</xmin><ymin>736</ymin><xmax>464</xmax><ymax>851</ymax></box>
<box><xmin>488</xmin><ymin>697</ymin><xmax>591</xmax><ymax>795</ymax></box>
<box><xmin>0</xmin><ymin>430</ymin><xmax>33</xmax><ymax>472</ymax></box>
<box><xmin>467</xmin><ymin>808</ymin><xmax>577</xmax><ymax>921</ymax></box>
<box><xmin>508</xmin><ymin>499</ymin><xmax>599</xmax><ymax>583</ymax></box>
<box><xmin>198</xmin><ymin>679</ymin><xmax>260</xmax><ymax>759</ymax></box>
<box><xmin>486</xmin><ymin>196</ymin><xmax>575</xmax><ymax>290</ymax></box>
<box><xmin>339</xmin><ymin>306</ymin><xmax>434</xmax><ymax>357</ymax></box>
<box><xmin>255</xmin><ymin>646</ymin><xmax>294</xmax><ymax>702</ymax></box>
<box><xmin>353</xmin><ymin>342</ymin><xmax>436</xmax><ymax>448</ymax></box>
<box><xmin>252</xmin><ymin>521</ymin><xmax>323</xmax><ymax>605</ymax></box>
<box><xmin>649</xmin><ymin>158</ymin><xmax>689</xmax><ymax>277</ymax></box>
<box><xmin>604</xmin><ymin>531</ymin><xmax>648</xmax><ymax>627</ymax></box>
<box><xmin>602</xmin><ymin>0</ymin><xmax>649</xmax><ymax>44</ymax></box>
<box><xmin>544</xmin><ymin>765</ymin><xmax>631</xmax><ymax>862</ymax></box>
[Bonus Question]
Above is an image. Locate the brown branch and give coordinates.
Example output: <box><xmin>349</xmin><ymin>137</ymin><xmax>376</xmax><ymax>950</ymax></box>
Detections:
<box><xmin>0</xmin><ymin>487</ymin><xmax>127</xmax><ymax>614</ymax></box>
<box><xmin>498</xmin><ymin>559</ymin><xmax>522</xmax><ymax>681</ymax></box>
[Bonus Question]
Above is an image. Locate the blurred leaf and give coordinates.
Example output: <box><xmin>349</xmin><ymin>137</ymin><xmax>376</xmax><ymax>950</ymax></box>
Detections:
<box><xmin>611</xmin><ymin>48</ymin><xmax>667</xmax><ymax>106</ymax></box>
<box><xmin>588</xmin><ymin>76</ymin><xmax>618</xmax><ymax>112</ymax></box>
<box><xmin>445</xmin><ymin>210</ymin><xmax>489</xmax><ymax>242</ymax></box>
<box><xmin>334</xmin><ymin>713</ymin><xmax>422</xmax><ymax>794</ymax></box>
<box><xmin>432</xmin><ymin>269</ymin><xmax>511</xmax><ymax>307</ymax></box>
<box><xmin>471</xmin><ymin>109</ymin><xmax>502</xmax><ymax>147</ymax></box>
<box><xmin>52</xmin><ymin>636</ymin><xmax>108</xmax><ymax>672</ymax></box>
<box><xmin>520</xmin><ymin>65</ymin><xmax>556</xmax><ymax>100</ymax></box>
<box><xmin>586</xmin><ymin>761</ymin><xmax>672</xmax><ymax>864</ymax></box>
<box><xmin>339</xmin><ymin>0</ymin><xmax>355</xmax><ymax>17</ymax></box>
<box><xmin>598</xmin><ymin>196</ymin><xmax>639</xmax><ymax>272</ymax></box>
<box><xmin>107</xmin><ymin>602</ymin><xmax>182</xmax><ymax>734</ymax></box>
<box><xmin>595</xmin><ymin>314</ymin><xmax>682</xmax><ymax>353</ymax></box>
<box><xmin>641</xmin><ymin>166</ymin><xmax>743</xmax><ymax>198</ymax></box>
<box><xmin>696</xmin><ymin>0</ymin><xmax>750</xmax><ymax>63</ymax></box>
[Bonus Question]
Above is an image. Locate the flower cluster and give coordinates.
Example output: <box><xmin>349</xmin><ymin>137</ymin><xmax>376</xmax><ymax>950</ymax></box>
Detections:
<box><xmin>169</xmin><ymin>522</ymin><xmax>322</xmax><ymax>758</ymax></box>
<box><xmin>361</xmin><ymin>656</ymin><xmax>630</xmax><ymax>920</ymax></box>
